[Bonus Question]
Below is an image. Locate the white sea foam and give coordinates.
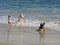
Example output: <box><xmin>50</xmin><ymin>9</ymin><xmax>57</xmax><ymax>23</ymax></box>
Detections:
<box><xmin>45</xmin><ymin>22</ymin><xmax>60</xmax><ymax>31</ymax></box>
<box><xmin>0</xmin><ymin>16</ymin><xmax>60</xmax><ymax>31</ymax></box>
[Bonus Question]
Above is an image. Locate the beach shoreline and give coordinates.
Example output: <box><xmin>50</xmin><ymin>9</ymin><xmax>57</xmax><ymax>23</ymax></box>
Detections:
<box><xmin>0</xmin><ymin>23</ymin><xmax>60</xmax><ymax>45</ymax></box>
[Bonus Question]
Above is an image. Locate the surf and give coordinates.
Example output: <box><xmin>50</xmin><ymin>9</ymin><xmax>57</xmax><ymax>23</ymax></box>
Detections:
<box><xmin>0</xmin><ymin>15</ymin><xmax>60</xmax><ymax>31</ymax></box>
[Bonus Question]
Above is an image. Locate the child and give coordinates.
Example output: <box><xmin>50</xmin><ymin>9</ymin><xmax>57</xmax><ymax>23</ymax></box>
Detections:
<box><xmin>18</xmin><ymin>13</ymin><xmax>25</xmax><ymax>22</ymax></box>
<box><xmin>8</xmin><ymin>15</ymin><xmax>12</xmax><ymax>28</ymax></box>
<box><xmin>37</xmin><ymin>22</ymin><xmax>45</xmax><ymax>31</ymax></box>
<box><xmin>7</xmin><ymin>15</ymin><xmax>12</xmax><ymax>41</ymax></box>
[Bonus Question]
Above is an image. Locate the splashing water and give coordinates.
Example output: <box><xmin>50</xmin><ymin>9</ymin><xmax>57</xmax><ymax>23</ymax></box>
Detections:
<box><xmin>0</xmin><ymin>15</ymin><xmax>60</xmax><ymax>31</ymax></box>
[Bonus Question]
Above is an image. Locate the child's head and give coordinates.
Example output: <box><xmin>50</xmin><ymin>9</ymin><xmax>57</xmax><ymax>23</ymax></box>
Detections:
<box><xmin>8</xmin><ymin>15</ymin><xmax>10</xmax><ymax>17</ymax></box>
<box><xmin>20</xmin><ymin>13</ymin><xmax>24</xmax><ymax>18</ymax></box>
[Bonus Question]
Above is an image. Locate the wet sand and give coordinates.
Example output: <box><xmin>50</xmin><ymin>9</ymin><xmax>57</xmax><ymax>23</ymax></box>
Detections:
<box><xmin>0</xmin><ymin>23</ymin><xmax>60</xmax><ymax>45</ymax></box>
<box><xmin>0</xmin><ymin>43</ymin><xmax>12</xmax><ymax>45</ymax></box>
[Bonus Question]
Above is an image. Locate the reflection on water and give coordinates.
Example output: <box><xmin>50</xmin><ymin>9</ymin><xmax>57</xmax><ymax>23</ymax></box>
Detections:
<box><xmin>38</xmin><ymin>29</ymin><xmax>45</xmax><ymax>45</ymax></box>
<box><xmin>38</xmin><ymin>29</ymin><xmax>45</xmax><ymax>39</ymax></box>
<box><xmin>0</xmin><ymin>25</ymin><xmax>60</xmax><ymax>45</ymax></box>
<box><xmin>7</xmin><ymin>24</ymin><xmax>11</xmax><ymax>42</ymax></box>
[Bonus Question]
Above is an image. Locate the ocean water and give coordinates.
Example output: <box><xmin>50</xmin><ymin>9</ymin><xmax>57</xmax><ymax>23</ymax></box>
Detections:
<box><xmin>0</xmin><ymin>0</ymin><xmax>60</xmax><ymax>30</ymax></box>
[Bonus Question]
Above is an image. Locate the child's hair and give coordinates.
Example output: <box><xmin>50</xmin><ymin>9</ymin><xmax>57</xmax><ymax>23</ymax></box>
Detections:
<box><xmin>8</xmin><ymin>15</ymin><xmax>10</xmax><ymax>17</ymax></box>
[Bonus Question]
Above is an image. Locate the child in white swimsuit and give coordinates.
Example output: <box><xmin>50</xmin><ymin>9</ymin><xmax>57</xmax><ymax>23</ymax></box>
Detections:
<box><xmin>8</xmin><ymin>15</ymin><xmax>12</xmax><ymax>24</ymax></box>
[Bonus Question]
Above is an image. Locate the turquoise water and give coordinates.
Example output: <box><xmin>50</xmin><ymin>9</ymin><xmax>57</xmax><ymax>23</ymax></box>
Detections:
<box><xmin>0</xmin><ymin>0</ymin><xmax>60</xmax><ymax>21</ymax></box>
<box><xmin>0</xmin><ymin>0</ymin><xmax>60</xmax><ymax>20</ymax></box>
<box><xmin>0</xmin><ymin>0</ymin><xmax>60</xmax><ymax>33</ymax></box>
<box><xmin>0</xmin><ymin>0</ymin><xmax>60</xmax><ymax>9</ymax></box>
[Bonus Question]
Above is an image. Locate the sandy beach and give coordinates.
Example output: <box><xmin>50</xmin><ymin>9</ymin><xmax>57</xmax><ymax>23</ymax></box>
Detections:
<box><xmin>0</xmin><ymin>43</ymin><xmax>12</xmax><ymax>45</ymax></box>
<box><xmin>0</xmin><ymin>23</ymin><xmax>60</xmax><ymax>45</ymax></box>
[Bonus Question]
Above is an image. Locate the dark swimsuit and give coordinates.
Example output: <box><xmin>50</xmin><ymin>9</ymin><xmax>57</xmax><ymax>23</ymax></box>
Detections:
<box><xmin>8</xmin><ymin>21</ymin><xmax>11</xmax><ymax>24</ymax></box>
